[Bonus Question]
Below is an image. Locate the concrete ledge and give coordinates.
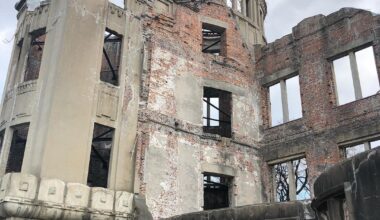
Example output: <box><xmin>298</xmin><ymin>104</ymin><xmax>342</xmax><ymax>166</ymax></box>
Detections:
<box><xmin>165</xmin><ymin>201</ymin><xmax>313</xmax><ymax>220</ymax></box>
<box><xmin>0</xmin><ymin>173</ymin><xmax>134</xmax><ymax>220</ymax></box>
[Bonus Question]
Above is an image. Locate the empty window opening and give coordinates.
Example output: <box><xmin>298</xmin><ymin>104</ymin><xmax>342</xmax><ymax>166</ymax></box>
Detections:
<box><xmin>6</xmin><ymin>124</ymin><xmax>29</xmax><ymax>173</ymax></box>
<box><xmin>332</xmin><ymin>46</ymin><xmax>379</xmax><ymax>105</ymax></box>
<box><xmin>225</xmin><ymin>0</ymin><xmax>233</xmax><ymax>8</ymax></box>
<box><xmin>202</xmin><ymin>23</ymin><xmax>226</xmax><ymax>56</ymax></box>
<box><xmin>203</xmin><ymin>87</ymin><xmax>232</xmax><ymax>138</ymax></box>
<box><xmin>24</xmin><ymin>31</ymin><xmax>46</xmax><ymax>82</ymax></box>
<box><xmin>0</xmin><ymin>130</ymin><xmax>4</xmax><ymax>157</ymax></box>
<box><xmin>100</xmin><ymin>30</ymin><xmax>122</xmax><ymax>86</ymax></box>
<box><xmin>236</xmin><ymin>0</ymin><xmax>242</xmax><ymax>12</ymax></box>
<box><xmin>245</xmin><ymin>0</ymin><xmax>251</xmax><ymax>18</ymax></box>
<box><xmin>344</xmin><ymin>138</ymin><xmax>380</xmax><ymax>158</ymax></box>
<box><xmin>109</xmin><ymin>0</ymin><xmax>124</xmax><ymax>8</ymax></box>
<box><xmin>203</xmin><ymin>173</ymin><xmax>232</xmax><ymax>210</ymax></box>
<box><xmin>273</xmin><ymin>157</ymin><xmax>311</xmax><ymax>202</ymax></box>
<box><xmin>87</xmin><ymin>124</ymin><xmax>114</xmax><ymax>188</ymax></box>
<box><xmin>269</xmin><ymin>75</ymin><xmax>302</xmax><ymax>127</ymax></box>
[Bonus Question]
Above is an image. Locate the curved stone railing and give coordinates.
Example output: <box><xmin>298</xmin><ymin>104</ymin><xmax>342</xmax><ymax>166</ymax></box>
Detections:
<box><xmin>0</xmin><ymin>173</ymin><xmax>134</xmax><ymax>219</ymax></box>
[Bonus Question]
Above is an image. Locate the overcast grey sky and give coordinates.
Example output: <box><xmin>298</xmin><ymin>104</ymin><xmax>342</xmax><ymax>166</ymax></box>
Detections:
<box><xmin>0</xmin><ymin>0</ymin><xmax>379</xmax><ymax>101</ymax></box>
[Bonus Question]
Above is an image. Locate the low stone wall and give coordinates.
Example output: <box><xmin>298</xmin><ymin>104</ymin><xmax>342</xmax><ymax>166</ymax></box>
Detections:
<box><xmin>165</xmin><ymin>201</ymin><xmax>315</xmax><ymax>220</ymax></box>
<box><xmin>312</xmin><ymin>148</ymin><xmax>380</xmax><ymax>220</ymax></box>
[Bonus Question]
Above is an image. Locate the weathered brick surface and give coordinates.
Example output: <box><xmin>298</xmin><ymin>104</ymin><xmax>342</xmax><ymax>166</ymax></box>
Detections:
<box><xmin>256</xmin><ymin>8</ymin><xmax>380</xmax><ymax>201</ymax></box>
<box><xmin>135</xmin><ymin>2</ymin><xmax>264</xmax><ymax>218</ymax></box>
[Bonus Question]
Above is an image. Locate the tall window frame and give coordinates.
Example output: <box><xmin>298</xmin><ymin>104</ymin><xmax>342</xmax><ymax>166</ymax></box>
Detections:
<box><xmin>203</xmin><ymin>87</ymin><xmax>232</xmax><ymax>138</ymax></box>
<box><xmin>331</xmin><ymin>45</ymin><xmax>380</xmax><ymax>106</ymax></box>
<box><xmin>203</xmin><ymin>173</ymin><xmax>233</xmax><ymax>210</ymax></box>
<box><xmin>87</xmin><ymin>123</ymin><xmax>115</xmax><ymax>188</ymax></box>
<box><xmin>24</xmin><ymin>29</ymin><xmax>46</xmax><ymax>82</ymax></box>
<box><xmin>100</xmin><ymin>29</ymin><xmax>123</xmax><ymax>86</ymax></box>
<box><xmin>268</xmin><ymin>75</ymin><xmax>303</xmax><ymax>127</ymax></box>
<box><xmin>343</xmin><ymin>138</ymin><xmax>380</xmax><ymax>159</ymax></box>
<box><xmin>271</xmin><ymin>156</ymin><xmax>311</xmax><ymax>202</ymax></box>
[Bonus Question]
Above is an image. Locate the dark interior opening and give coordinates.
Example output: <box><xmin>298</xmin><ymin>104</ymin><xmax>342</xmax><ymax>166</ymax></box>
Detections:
<box><xmin>6</xmin><ymin>124</ymin><xmax>29</xmax><ymax>173</ymax></box>
<box><xmin>100</xmin><ymin>30</ymin><xmax>122</xmax><ymax>86</ymax></box>
<box><xmin>87</xmin><ymin>124</ymin><xmax>114</xmax><ymax>188</ymax></box>
<box><xmin>245</xmin><ymin>0</ymin><xmax>251</xmax><ymax>18</ymax></box>
<box><xmin>202</xmin><ymin>23</ymin><xmax>226</xmax><ymax>56</ymax></box>
<box><xmin>0</xmin><ymin>130</ymin><xmax>4</xmax><ymax>157</ymax></box>
<box><xmin>24</xmin><ymin>30</ymin><xmax>46</xmax><ymax>82</ymax></box>
<box><xmin>203</xmin><ymin>173</ymin><xmax>232</xmax><ymax>210</ymax></box>
<box><xmin>203</xmin><ymin>87</ymin><xmax>232</xmax><ymax>138</ymax></box>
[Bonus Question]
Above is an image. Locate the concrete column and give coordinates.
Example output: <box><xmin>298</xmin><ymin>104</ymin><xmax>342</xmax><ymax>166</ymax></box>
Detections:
<box><xmin>280</xmin><ymin>80</ymin><xmax>289</xmax><ymax>123</ymax></box>
<box><xmin>16</xmin><ymin>32</ymin><xmax>32</xmax><ymax>84</ymax></box>
<box><xmin>272</xmin><ymin>167</ymin><xmax>278</xmax><ymax>202</ymax></box>
<box><xmin>22</xmin><ymin>0</ymin><xmax>108</xmax><ymax>183</ymax></box>
<box><xmin>255</xmin><ymin>0</ymin><xmax>259</xmax><ymax>25</ymax></box>
<box><xmin>0</xmin><ymin>128</ymin><xmax>14</xmax><ymax>175</ymax></box>
<box><xmin>287</xmin><ymin>161</ymin><xmax>296</xmax><ymax>201</ymax></box>
<box><xmin>252</xmin><ymin>0</ymin><xmax>257</xmax><ymax>24</ymax></box>
<box><xmin>247</xmin><ymin>0</ymin><xmax>253</xmax><ymax>19</ymax></box>
<box><xmin>349</xmin><ymin>52</ymin><xmax>363</xmax><ymax>100</ymax></box>
<box><xmin>241</xmin><ymin>0</ymin><xmax>246</xmax><ymax>15</ymax></box>
<box><xmin>344</xmin><ymin>182</ymin><xmax>356</xmax><ymax>220</ymax></box>
<box><xmin>364</xmin><ymin>142</ymin><xmax>371</xmax><ymax>151</ymax></box>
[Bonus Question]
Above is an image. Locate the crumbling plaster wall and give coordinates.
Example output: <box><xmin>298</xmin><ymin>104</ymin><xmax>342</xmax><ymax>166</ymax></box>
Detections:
<box><xmin>0</xmin><ymin>0</ymin><xmax>144</xmax><ymax>193</ymax></box>
<box><xmin>135</xmin><ymin>1</ymin><xmax>264</xmax><ymax>218</ymax></box>
<box><xmin>255</xmin><ymin>8</ymin><xmax>380</xmax><ymax>201</ymax></box>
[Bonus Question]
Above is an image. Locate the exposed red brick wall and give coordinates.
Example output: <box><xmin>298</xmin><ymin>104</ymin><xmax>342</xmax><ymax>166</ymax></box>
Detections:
<box><xmin>256</xmin><ymin>8</ymin><xmax>380</xmax><ymax>201</ymax></box>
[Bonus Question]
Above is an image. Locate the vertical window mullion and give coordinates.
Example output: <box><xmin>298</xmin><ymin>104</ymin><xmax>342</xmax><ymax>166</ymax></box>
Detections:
<box><xmin>287</xmin><ymin>161</ymin><xmax>296</xmax><ymax>201</ymax></box>
<box><xmin>364</xmin><ymin>141</ymin><xmax>371</xmax><ymax>151</ymax></box>
<box><xmin>280</xmin><ymin>80</ymin><xmax>289</xmax><ymax>123</ymax></box>
<box><xmin>349</xmin><ymin>52</ymin><xmax>363</xmax><ymax>100</ymax></box>
<box><xmin>207</xmin><ymin>97</ymin><xmax>211</xmax><ymax>127</ymax></box>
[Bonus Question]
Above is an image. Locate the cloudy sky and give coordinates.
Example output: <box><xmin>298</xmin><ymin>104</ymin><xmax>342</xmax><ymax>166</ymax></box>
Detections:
<box><xmin>0</xmin><ymin>0</ymin><xmax>379</xmax><ymax>101</ymax></box>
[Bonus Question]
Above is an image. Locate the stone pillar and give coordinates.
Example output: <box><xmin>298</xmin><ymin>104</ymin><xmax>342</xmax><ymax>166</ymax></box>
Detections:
<box><xmin>21</xmin><ymin>0</ymin><xmax>108</xmax><ymax>183</ymax></box>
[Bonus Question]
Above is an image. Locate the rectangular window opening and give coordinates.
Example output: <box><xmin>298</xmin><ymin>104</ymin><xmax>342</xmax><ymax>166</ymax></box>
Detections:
<box><xmin>100</xmin><ymin>30</ymin><xmax>122</xmax><ymax>86</ymax></box>
<box><xmin>344</xmin><ymin>137</ymin><xmax>380</xmax><ymax>158</ymax></box>
<box><xmin>24</xmin><ymin>30</ymin><xmax>46</xmax><ymax>82</ymax></box>
<box><xmin>109</xmin><ymin>0</ymin><xmax>124</xmax><ymax>8</ymax></box>
<box><xmin>332</xmin><ymin>46</ymin><xmax>380</xmax><ymax>105</ymax></box>
<box><xmin>203</xmin><ymin>173</ymin><xmax>232</xmax><ymax>210</ymax></box>
<box><xmin>356</xmin><ymin>47</ymin><xmax>380</xmax><ymax>98</ymax></box>
<box><xmin>0</xmin><ymin>130</ymin><xmax>4</xmax><ymax>157</ymax></box>
<box><xmin>6</xmin><ymin>124</ymin><xmax>29</xmax><ymax>173</ymax></box>
<box><xmin>226</xmin><ymin>0</ymin><xmax>233</xmax><ymax>8</ymax></box>
<box><xmin>236</xmin><ymin>0</ymin><xmax>242</xmax><ymax>12</ymax></box>
<box><xmin>269</xmin><ymin>75</ymin><xmax>302</xmax><ymax>127</ymax></box>
<box><xmin>202</xmin><ymin>23</ymin><xmax>226</xmax><ymax>56</ymax></box>
<box><xmin>203</xmin><ymin>87</ymin><xmax>232</xmax><ymax>138</ymax></box>
<box><xmin>269</xmin><ymin>83</ymin><xmax>283</xmax><ymax>126</ymax></box>
<box><xmin>245</xmin><ymin>0</ymin><xmax>251</xmax><ymax>18</ymax></box>
<box><xmin>333</xmin><ymin>56</ymin><xmax>356</xmax><ymax>105</ymax></box>
<box><xmin>286</xmin><ymin>76</ymin><xmax>303</xmax><ymax>121</ymax></box>
<box><xmin>273</xmin><ymin>157</ymin><xmax>311</xmax><ymax>202</ymax></box>
<box><xmin>87</xmin><ymin>124</ymin><xmax>114</xmax><ymax>188</ymax></box>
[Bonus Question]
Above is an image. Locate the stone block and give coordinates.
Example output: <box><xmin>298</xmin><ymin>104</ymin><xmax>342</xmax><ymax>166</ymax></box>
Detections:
<box><xmin>115</xmin><ymin>191</ymin><xmax>134</xmax><ymax>216</ymax></box>
<box><xmin>62</xmin><ymin>183</ymin><xmax>90</xmax><ymax>219</ymax></box>
<box><xmin>90</xmin><ymin>187</ymin><xmax>115</xmax><ymax>219</ymax></box>
<box><xmin>0</xmin><ymin>173</ymin><xmax>38</xmax><ymax>202</ymax></box>
<box><xmin>36</xmin><ymin>178</ymin><xmax>65</xmax><ymax>219</ymax></box>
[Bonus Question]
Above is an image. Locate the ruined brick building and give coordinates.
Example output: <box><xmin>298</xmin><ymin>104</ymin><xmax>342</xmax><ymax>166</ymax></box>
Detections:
<box><xmin>0</xmin><ymin>0</ymin><xmax>379</xmax><ymax>219</ymax></box>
